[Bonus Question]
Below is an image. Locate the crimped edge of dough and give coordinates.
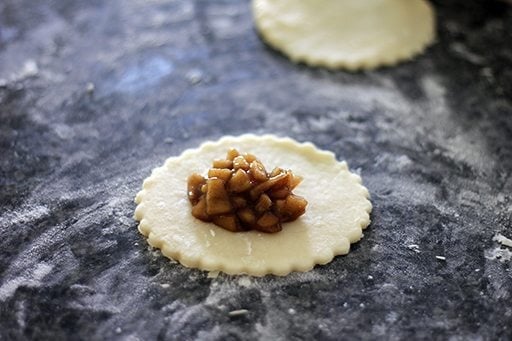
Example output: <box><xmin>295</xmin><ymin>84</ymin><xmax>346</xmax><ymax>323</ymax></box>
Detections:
<box><xmin>134</xmin><ymin>134</ymin><xmax>372</xmax><ymax>276</ymax></box>
<box><xmin>252</xmin><ymin>0</ymin><xmax>436</xmax><ymax>71</ymax></box>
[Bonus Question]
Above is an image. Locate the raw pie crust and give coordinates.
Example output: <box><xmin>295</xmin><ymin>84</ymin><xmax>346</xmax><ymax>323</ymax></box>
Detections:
<box><xmin>252</xmin><ymin>0</ymin><xmax>436</xmax><ymax>70</ymax></box>
<box><xmin>134</xmin><ymin>135</ymin><xmax>372</xmax><ymax>276</ymax></box>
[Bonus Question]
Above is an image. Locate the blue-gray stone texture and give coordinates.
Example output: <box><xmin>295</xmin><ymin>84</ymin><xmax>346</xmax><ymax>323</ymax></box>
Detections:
<box><xmin>0</xmin><ymin>0</ymin><xmax>511</xmax><ymax>340</ymax></box>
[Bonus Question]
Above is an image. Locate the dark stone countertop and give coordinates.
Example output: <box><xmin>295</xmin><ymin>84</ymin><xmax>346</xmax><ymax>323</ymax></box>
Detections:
<box><xmin>1</xmin><ymin>0</ymin><xmax>511</xmax><ymax>340</ymax></box>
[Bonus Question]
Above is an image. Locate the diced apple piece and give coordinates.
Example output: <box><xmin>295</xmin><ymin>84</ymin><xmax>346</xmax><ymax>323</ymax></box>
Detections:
<box><xmin>289</xmin><ymin>173</ymin><xmax>303</xmax><ymax>189</ymax></box>
<box><xmin>250</xmin><ymin>172</ymin><xmax>289</xmax><ymax>199</ymax></box>
<box><xmin>226</xmin><ymin>148</ymin><xmax>239</xmax><ymax>161</ymax></box>
<box><xmin>243</xmin><ymin>153</ymin><xmax>257</xmax><ymax>163</ymax></box>
<box><xmin>206</xmin><ymin>178</ymin><xmax>232</xmax><ymax>215</ymax></box>
<box><xmin>233</xmin><ymin>156</ymin><xmax>250</xmax><ymax>171</ymax></box>
<box><xmin>232</xmin><ymin>196</ymin><xmax>247</xmax><ymax>209</ymax></box>
<box><xmin>255</xmin><ymin>212</ymin><xmax>282</xmax><ymax>233</ymax></box>
<box><xmin>255</xmin><ymin>194</ymin><xmax>272</xmax><ymax>213</ymax></box>
<box><xmin>237</xmin><ymin>208</ymin><xmax>256</xmax><ymax>226</ymax></box>
<box><xmin>250</xmin><ymin>160</ymin><xmax>267</xmax><ymax>182</ymax></box>
<box><xmin>228</xmin><ymin>169</ymin><xmax>252</xmax><ymax>193</ymax></box>
<box><xmin>208</xmin><ymin>168</ymin><xmax>232</xmax><ymax>182</ymax></box>
<box><xmin>268</xmin><ymin>187</ymin><xmax>290</xmax><ymax>199</ymax></box>
<box><xmin>280</xmin><ymin>194</ymin><xmax>307</xmax><ymax>221</ymax></box>
<box><xmin>191</xmin><ymin>196</ymin><xmax>210</xmax><ymax>221</ymax></box>
<box><xmin>274</xmin><ymin>199</ymin><xmax>285</xmax><ymax>215</ymax></box>
<box><xmin>270</xmin><ymin>167</ymin><xmax>283</xmax><ymax>177</ymax></box>
<box><xmin>212</xmin><ymin>214</ymin><xmax>240</xmax><ymax>232</ymax></box>
<box><xmin>187</xmin><ymin>173</ymin><xmax>205</xmax><ymax>204</ymax></box>
<box><xmin>212</xmin><ymin>159</ymin><xmax>233</xmax><ymax>169</ymax></box>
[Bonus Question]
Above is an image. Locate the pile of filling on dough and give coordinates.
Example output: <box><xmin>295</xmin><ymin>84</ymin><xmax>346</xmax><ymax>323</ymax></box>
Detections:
<box><xmin>187</xmin><ymin>149</ymin><xmax>308</xmax><ymax>233</ymax></box>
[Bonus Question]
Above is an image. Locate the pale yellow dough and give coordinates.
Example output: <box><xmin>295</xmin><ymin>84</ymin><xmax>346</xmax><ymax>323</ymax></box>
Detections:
<box><xmin>134</xmin><ymin>135</ymin><xmax>372</xmax><ymax>276</ymax></box>
<box><xmin>252</xmin><ymin>0</ymin><xmax>435</xmax><ymax>70</ymax></box>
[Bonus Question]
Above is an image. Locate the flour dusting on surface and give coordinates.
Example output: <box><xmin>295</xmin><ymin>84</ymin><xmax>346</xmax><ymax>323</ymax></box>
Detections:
<box><xmin>0</xmin><ymin>263</ymin><xmax>53</xmax><ymax>301</ymax></box>
<box><xmin>1</xmin><ymin>0</ymin><xmax>511</xmax><ymax>339</ymax></box>
<box><xmin>493</xmin><ymin>234</ymin><xmax>512</xmax><ymax>248</ymax></box>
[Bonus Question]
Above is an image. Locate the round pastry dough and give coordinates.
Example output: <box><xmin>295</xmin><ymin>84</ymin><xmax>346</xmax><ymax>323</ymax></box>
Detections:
<box><xmin>252</xmin><ymin>0</ymin><xmax>435</xmax><ymax>70</ymax></box>
<box><xmin>134</xmin><ymin>135</ymin><xmax>372</xmax><ymax>276</ymax></box>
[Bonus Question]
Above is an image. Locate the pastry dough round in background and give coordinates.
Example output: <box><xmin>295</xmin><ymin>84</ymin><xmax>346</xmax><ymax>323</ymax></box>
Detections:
<box><xmin>252</xmin><ymin>0</ymin><xmax>435</xmax><ymax>70</ymax></box>
<box><xmin>134</xmin><ymin>135</ymin><xmax>372</xmax><ymax>276</ymax></box>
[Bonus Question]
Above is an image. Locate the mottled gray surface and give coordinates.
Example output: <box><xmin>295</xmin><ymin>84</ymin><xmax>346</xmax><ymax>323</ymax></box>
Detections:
<box><xmin>1</xmin><ymin>0</ymin><xmax>511</xmax><ymax>340</ymax></box>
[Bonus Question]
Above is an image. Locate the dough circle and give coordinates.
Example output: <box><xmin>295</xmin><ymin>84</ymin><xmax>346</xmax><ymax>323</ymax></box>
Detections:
<box><xmin>134</xmin><ymin>135</ymin><xmax>372</xmax><ymax>276</ymax></box>
<box><xmin>252</xmin><ymin>0</ymin><xmax>435</xmax><ymax>70</ymax></box>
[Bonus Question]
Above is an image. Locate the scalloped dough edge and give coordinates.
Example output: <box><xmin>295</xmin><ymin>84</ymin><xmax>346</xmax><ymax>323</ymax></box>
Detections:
<box><xmin>252</xmin><ymin>0</ymin><xmax>436</xmax><ymax>71</ymax></box>
<box><xmin>134</xmin><ymin>134</ymin><xmax>372</xmax><ymax>276</ymax></box>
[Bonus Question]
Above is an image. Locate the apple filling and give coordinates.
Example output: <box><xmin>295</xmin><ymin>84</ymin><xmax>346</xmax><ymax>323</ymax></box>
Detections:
<box><xmin>187</xmin><ymin>149</ymin><xmax>307</xmax><ymax>233</ymax></box>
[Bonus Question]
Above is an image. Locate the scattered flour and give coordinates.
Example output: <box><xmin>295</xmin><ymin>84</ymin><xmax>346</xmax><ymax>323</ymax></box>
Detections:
<box><xmin>86</xmin><ymin>82</ymin><xmax>95</xmax><ymax>94</ymax></box>
<box><xmin>493</xmin><ymin>234</ymin><xmax>512</xmax><ymax>248</ymax></box>
<box><xmin>185</xmin><ymin>69</ymin><xmax>204</xmax><ymax>85</ymax></box>
<box><xmin>238</xmin><ymin>277</ymin><xmax>251</xmax><ymax>287</ymax></box>
<box><xmin>419</xmin><ymin>76</ymin><xmax>496</xmax><ymax>175</ymax></box>
<box><xmin>485</xmin><ymin>248</ymin><xmax>512</xmax><ymax>262</ymax></box>
<box><xmin>228</xmin><ymin>309</ymin><xmax>249</xmax><ymax>317</ymax></box>
<box><xmin>485</xmin><ymin>233</ymin><xmax>512</xmax><ymax>262</ymax></box>
<box><xmin>18</xmin><ymin>60</ymin><xmax>39</xmax><ymax>79</ymax></box>
<box><xmin>1</xmin><ymin>59</ymin><xmax>39</xmax><ymax>84</ymax></box>
<box><xmin>0</xmin><ymin>263</ymin><xmax>53</xmax><ymax>301</ymax></box>
<box><xmin>0</xmin><ymin>205</ymin><xmax>50</xmax><ymax>227</ymax></box>
<box><xmin>449</xmin><ymin>42</ymin><xmax>485</xmax><ymax>65</ymax></box>
<box><xmin>407</xmin><ymin>244</ymin><xmax>421</xmax><ymax>253</ymax></box>
<box><xmin>15</xmin><ymin>300</ymin><xmax>27</xmax><ymax>330</ymax></box>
